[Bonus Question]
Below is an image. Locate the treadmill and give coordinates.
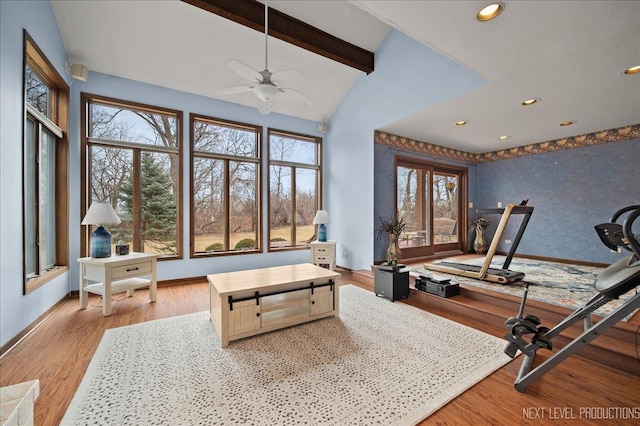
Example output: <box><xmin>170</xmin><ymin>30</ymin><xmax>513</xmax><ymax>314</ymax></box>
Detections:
<box><xmin>425</xmin><ymin>203</ymin><xmax>534</xmax><ymax>284</ymax></box>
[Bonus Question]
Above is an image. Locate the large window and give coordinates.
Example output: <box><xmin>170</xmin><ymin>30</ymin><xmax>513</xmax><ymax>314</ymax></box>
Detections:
<box><xmin>268</xmin><ymin>129</ymin><xmax>321</xmax><ymax>250</ymax></box>
<box><xmin>82</xmin><ymin>94</ymin><xmax>182</xmax><ymax>258</ymax></box>
<box><xmin>23</xmin><ymin>31</ymin><xmax>69</xmax><ymax>293</ymax></box>
<box><xmin>190</xmin><ymin>115</ymin><xmax>261</xmax><ymax>256</ymax></box>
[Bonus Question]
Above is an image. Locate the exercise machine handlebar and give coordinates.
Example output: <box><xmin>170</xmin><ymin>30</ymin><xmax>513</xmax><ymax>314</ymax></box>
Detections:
<box><xmin>623</xmin><ymin>207</ymin><xmax>640</xmax><ymax>260</ymax></box>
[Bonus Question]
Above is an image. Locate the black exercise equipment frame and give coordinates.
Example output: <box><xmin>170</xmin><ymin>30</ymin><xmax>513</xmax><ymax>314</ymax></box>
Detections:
<box><xmin>504</xmin><ymin>205</ymin><xmax>640</xmax><ymax>392</ymax></box>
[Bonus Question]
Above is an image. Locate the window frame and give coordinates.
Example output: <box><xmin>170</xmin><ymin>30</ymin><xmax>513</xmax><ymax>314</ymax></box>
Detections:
<box><xmin>189</xmin><ymin>113</ymin><xmax>262</xmax><ymax>257</ymax></box>
<box><xmin>267</xmin><ymin>128</ymin><xmax>322</xmax><ymax>252</ymax></box>
<box><xmin>81</xmin><ymin>93</ymin><xmax>184</xmax><ymax>260</ymax></box>
<box><xmin>22</xmin><ymin>30</ymin><xmax>69</xmax><ymax>294</ymax></box>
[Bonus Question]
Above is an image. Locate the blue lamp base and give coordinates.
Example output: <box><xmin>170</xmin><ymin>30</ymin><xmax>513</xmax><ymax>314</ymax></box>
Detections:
<box><xmin>91</xmin><ymin>226</ymin><xmax>112</xmax><ymax>258</ymax></box>
<box><xmin>318</xmin><ymin>224</ymin><xmax>327</xmax><ymax>242</ymax></box>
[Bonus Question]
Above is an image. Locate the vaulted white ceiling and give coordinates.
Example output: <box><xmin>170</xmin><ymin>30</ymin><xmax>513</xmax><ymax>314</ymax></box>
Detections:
<box><xmin>52</xmin><ymin>0</ymin><xmax>640</xmax><ymax>153</ymax></box>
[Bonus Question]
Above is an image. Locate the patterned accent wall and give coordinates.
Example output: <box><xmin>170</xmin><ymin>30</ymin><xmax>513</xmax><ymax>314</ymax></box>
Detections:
<box><xmin>375</xmin><ymin>124</ymin><xmax>640</xmax><ymax>163</ymax></box>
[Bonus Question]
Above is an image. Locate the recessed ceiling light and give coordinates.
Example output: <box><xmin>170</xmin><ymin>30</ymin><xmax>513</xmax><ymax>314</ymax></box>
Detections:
<box><xmin>560</xmin><ymin>121</ymin><xmax>576</xmax><ymax>126</ymax></box>
<box><xmin>521</xmin><ymin>98</ymin><xmax>540</xmax><ymax>106</ymax></box>
<box><xmin>477</xmin><ymin>3</ymin><xmax>504</xmax><ymax>21</ymax></box>
<box><xmin>455</xmin><ymin>120</ymin><xmax>468</xmax><ymax>126</ymax></box>
<box><xmin>624</xmin><ymin>65</ymin><xmax>640</xmax><ymax>75</ymax></box>
<box><xmin>498</xmin><ymin>135</ymin><xmax>509</xmax><ymax>140</ymax></box>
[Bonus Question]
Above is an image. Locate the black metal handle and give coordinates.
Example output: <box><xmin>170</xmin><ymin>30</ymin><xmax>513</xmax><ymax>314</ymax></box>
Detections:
<box><xmin>256</xmin><ymin>312</ymin><xmax>260</xmax><ymax>317</ymax></box>
<box><xmin>311</xmin><ymin>300</ymin><xmax>315</xmax><ymax>304</ymax></box>
<box><xmin>126</xmin><ymin>267</ymin><xmax>139</xmax><ymax>272</ymax></box>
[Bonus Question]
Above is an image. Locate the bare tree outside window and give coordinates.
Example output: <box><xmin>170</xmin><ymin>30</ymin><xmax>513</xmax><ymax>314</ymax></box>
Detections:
<box><xmin>268</xmin><ymin>130</ymin><xmax>321</xmax><ymax>249</ymax></box>
<box><xmin>25</xmin><ymin>65</ymin><xmax>49</xmax><ymax>116</ymax></box>
<box><xmin>191</xmin><ymin>115</ymin><xmax>260</xmax><ymax>255</ymax></box>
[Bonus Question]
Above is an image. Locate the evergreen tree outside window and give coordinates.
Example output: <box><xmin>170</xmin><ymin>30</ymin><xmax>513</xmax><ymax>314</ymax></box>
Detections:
<box><xmin>82</xmin><ymin>94</ymin><xmax>182</xmax><ymax>258</ymax></box>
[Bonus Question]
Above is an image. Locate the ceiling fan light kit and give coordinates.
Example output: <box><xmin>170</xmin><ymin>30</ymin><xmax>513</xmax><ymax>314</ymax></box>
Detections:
<box><xmin>217</xmin><ymin>0</ymin><xmax>312</xmax><ymax>114</ymax></box>
<box><xmin>254</xmin><ymin>83</ymin><xmax>280</xmax><ymax>102</ymax></box>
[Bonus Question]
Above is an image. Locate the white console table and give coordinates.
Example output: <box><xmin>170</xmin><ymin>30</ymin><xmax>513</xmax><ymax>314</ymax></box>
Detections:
<box><xmin>78</xmin><ymin>252</ymin><xmax>157</xmax><ymax>316</ymax></box>
<box><xmin>208</xmin><ymin>263</ymin><xmax>340</xmax><ymax>347</ymax></box>
<box><xmin>0</xmin><ymin>380</ymin><xmax>39</xmax><ymax>426</ymax></box>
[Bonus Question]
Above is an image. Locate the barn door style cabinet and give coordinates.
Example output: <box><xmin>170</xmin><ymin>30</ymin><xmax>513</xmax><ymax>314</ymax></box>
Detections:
<box><xmin>208</xmin><ymin>264</ymin><xmax>341</xmax><ymax>347</ymax></box>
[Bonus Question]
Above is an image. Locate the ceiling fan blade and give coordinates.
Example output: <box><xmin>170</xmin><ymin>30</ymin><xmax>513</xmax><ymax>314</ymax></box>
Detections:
<box><xmin>278</xmin><ymin>87</ymin><xmax>313</xmax><ymax>108</ymax></box>
<box><xmin>227</xmin><ymin>60</ymin><xmax>262</xmax><ymax>83</ymax></box>
<box><xmin>271</xmin><ymin>69</ymin><xmax>304</xmax><ymax>87</ymax></box>
<box><xmin>216</xmin><ymin>85</ymin><xmax>254</xmax><ymax>95</ymax></box>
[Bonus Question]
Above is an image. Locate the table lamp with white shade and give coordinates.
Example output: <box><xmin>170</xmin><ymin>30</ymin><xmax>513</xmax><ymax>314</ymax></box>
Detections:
<box><xmin>82</xmin><ymin>202</ymin><xmax>121</xmax><ymax>258</ymax></box>
<box><xmin>313</xmin><ymin>210</ymin><xmax>331</xmax><ymax>242</ymax></box>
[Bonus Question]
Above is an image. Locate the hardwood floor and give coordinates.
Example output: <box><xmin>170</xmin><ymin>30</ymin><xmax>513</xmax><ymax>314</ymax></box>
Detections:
<box><xmin>1</xmin><ymin>275</ymin><xmax>638</xmax><ymax>425</ymax></box>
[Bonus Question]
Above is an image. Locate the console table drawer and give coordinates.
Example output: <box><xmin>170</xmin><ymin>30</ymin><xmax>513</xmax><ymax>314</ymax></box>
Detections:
<box><xmin>313</xmin><ymin>254</ymin><xmax>332</xmax><ymax>263</ymax></box>
<box><xmin>314</xmin><ymin>247</ymin><xmax>334</xmax><ymax>257</ymax></box>
<box><xmin>111</xmin><ymin>262</ymin><xmax>152</xmax><ymax>280</ymax></box>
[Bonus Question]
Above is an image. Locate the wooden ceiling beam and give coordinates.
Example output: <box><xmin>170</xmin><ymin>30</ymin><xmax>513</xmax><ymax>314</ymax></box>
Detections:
<box><xmin>181</xmin><ymin>0</ymin><xmax>374</xmax><ymax>74</ymax></box>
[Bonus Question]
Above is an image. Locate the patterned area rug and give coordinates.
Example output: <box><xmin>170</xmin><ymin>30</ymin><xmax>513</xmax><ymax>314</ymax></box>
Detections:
<box><xmin>61</xmin><ymin>285</ymin><xmax>512</xmax><ymax>426</ymax></box>
<box><xmin>414</xmin><ymin>255</ymin><xmax>637</xmax><ymax>319</ymax></box>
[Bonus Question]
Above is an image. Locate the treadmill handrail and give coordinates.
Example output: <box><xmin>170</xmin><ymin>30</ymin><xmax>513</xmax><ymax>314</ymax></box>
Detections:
<box><xmin>478</xmin><ymin>203</ymin><xmax>516</xmax><ymax>278</ymax></box>
<box><xmin>476</xmin><ymin>204</ymin><xmax>534</xmax><ymax>270</ymax></box>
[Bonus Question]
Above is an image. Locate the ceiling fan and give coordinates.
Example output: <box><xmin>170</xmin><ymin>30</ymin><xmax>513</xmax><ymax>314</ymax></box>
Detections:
<box><xmin>216</xmin><ymin>1</ymin><xmax>312</xmax><ymax>114</ymax></box>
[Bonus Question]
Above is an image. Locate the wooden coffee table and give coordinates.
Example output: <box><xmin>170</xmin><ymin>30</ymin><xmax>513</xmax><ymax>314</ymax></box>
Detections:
<box><xmin>208</xmin><ymin>263</ymin><xmax>340</xmax><ymax>347</ymax></box>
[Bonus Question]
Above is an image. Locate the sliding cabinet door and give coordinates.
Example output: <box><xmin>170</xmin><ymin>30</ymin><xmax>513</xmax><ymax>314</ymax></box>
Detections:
<box><xmin>396</xmin><ymin>157</ymin><xmax>467</xmax><ymax>258</ymax></box>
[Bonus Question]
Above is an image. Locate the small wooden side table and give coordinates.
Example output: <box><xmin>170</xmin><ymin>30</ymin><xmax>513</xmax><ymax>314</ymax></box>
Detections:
<box><xmin>77</xmin><ymin>252</ymin><xmax>157</xmax><ymax>316</ymax></box>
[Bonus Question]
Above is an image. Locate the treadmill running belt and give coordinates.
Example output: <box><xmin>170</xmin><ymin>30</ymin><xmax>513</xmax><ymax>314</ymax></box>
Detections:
<box><xmin>437</xmin><ymin>261</ymin><xmax>525</xmax><ymax>281</ymax></box>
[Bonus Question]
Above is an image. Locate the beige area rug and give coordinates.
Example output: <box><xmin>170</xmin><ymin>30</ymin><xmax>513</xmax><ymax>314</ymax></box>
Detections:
<box><xmin>61</xmin><ymin>285</ymin><xmax>513</xmax><ymax>426</ymax></box>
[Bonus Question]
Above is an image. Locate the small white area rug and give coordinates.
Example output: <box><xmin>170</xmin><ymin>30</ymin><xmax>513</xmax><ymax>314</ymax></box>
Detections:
<box><xmin>62</xmin><ymin>285</ymin><xmax>512</xmax><ymax>426</ymax></box>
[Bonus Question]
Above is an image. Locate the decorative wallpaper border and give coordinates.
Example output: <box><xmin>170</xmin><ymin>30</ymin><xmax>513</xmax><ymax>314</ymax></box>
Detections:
<box><xmin>375</xmin><ymin>124</ymin><xmax>640</xmax><ymax>164</ymax></box>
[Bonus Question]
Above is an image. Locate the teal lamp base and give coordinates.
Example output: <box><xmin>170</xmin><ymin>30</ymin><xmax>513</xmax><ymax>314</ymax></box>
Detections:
<box><xmin>318</xmin><ymin>224</ymin><xmax>327</xmax><ymax>242</ymax></box>
<box><xmin>90</xmin><ymin>226</ymin><xmax>112</xmax><ymax>258</ymax></box>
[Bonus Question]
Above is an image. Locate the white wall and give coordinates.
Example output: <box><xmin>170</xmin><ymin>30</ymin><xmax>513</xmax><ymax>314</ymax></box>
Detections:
<box><xmin>0</xmin><ymin>0</ymin><xmax>72</xmax><ymax>348</ymax></box>
<box><xmin>325</xmin><ymin>29</ymin><xmax>486</xmax><ymax>271</ymax></box>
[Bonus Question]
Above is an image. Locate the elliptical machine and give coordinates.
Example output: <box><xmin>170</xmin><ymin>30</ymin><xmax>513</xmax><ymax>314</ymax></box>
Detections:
<box><xmin>504</xmin><ymin>205</ymin><xmax>640</xmax><ymax>392</ymax></box>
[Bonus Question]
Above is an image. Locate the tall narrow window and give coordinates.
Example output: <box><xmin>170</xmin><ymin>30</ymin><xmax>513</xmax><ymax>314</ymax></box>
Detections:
<box><xmin>23</xmin><ymin>32</ymin><xmax>69</xmax><ymax>293</ymax></box>
<box><xmin>268</xmin><ymin>130</ymin><xmax>322</xmax><ymax>250</ymax></box>
<box><xmin>190</xmin><ymin>115</ymin><xmax>261</xmax><ymax>255</ymax></box>
<box><xmin>82</xmin><ymin>94</ymin><xmax>182</xmax><ymax>258</ymax></box>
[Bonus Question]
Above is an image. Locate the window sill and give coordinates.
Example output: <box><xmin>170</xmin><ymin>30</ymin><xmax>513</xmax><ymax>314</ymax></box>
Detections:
<box><xmin>267</xmin><ymin>245</ymin><xmax>311</xmax><ymax>253</ymax></box>
<box><xmin>191</xmin><ymin>248</ymin><xmax>262</xmax><ymax>258</ymax></box>
<box><xmin>25</xmin><ymin>265</ymin><xmax>69</xmax><ymax>294</ymax></box>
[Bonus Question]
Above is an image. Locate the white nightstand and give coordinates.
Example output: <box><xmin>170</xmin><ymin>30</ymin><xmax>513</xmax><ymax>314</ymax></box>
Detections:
<box><xmin>309</xmin><ymin>240</ymin><xmax>336</xmax><ymax>270</ymax></box>
<box><xmin>77</xmin><ymin>252</ymin><xmax>158</xmax><ymax>316</ymax></box>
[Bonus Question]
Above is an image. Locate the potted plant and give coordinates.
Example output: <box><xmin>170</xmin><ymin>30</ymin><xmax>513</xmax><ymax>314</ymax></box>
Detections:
<box><xmin>377</xmin><ymin>213</ymin><xmax>408</xmax><ymax>265</ymax></box>
<box><xmin>469</xmin><ymin>216</ymin><xmax>490</xmax><ymax>253</ymax></box>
